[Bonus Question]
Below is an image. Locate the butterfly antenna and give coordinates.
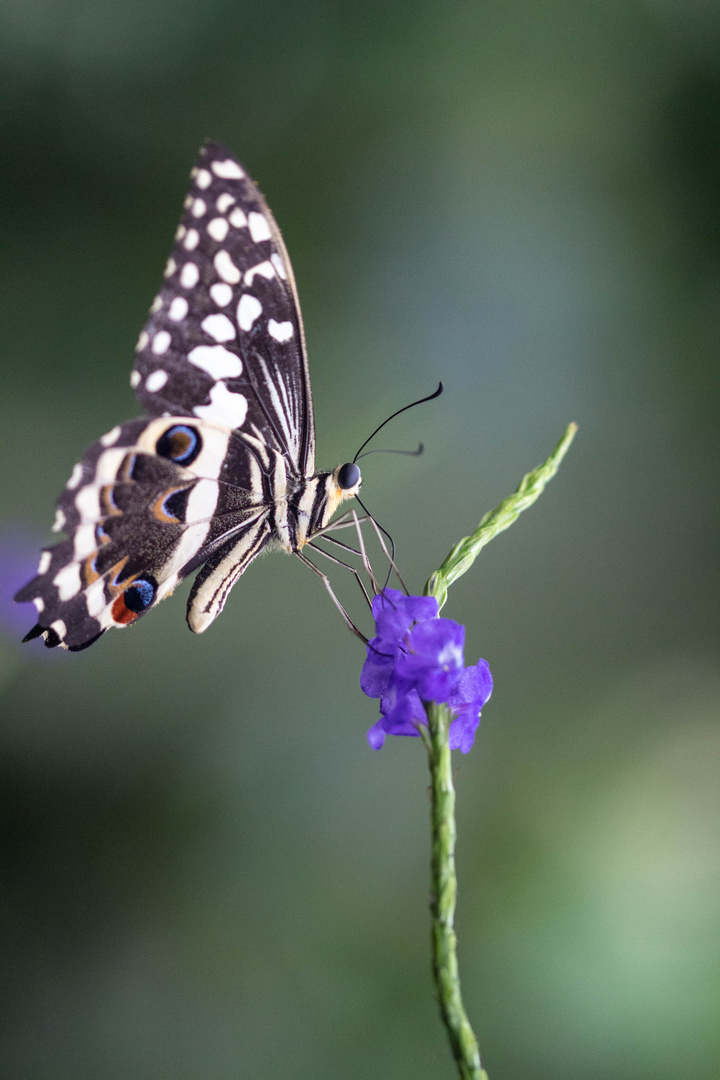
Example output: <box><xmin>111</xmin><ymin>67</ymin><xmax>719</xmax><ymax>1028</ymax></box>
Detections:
<box><xmin>352</xmin><ymin>382</ymin><xmax>443</xmax><ymax>463</ymax></box>
<box><xmin>356</xmin><ymin>443</ymin><xmax>424</xmax><ymax>461</ymax></box>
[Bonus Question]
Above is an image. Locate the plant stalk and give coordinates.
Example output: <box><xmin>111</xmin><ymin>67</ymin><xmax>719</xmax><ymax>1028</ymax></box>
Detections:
<box><xmin>423</xmin><ymin>702</ymin><xmax>489</xmax><ymax>1080</ymax></box>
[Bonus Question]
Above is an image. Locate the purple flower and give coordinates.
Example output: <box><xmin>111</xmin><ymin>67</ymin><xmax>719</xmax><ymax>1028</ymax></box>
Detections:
<box><xmin>361</xmin><ymin>590</ymin><xmax>492</xmax><ymax>753</ymax></box>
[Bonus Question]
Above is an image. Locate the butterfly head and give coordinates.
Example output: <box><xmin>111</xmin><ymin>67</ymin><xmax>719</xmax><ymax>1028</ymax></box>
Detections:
<box><xmin>336</xmin><ymin>462</ymin><xmax>361</xmax><ymax>492</ymax></box>
<box><xmin>294</xmin><ymin>461</ymin><xmax>361</xmax><ymax>548</ymax></box>
<box><xmin>325</xmin><ymin>460</ymin><xmax>362</xmax><ymax>519</ymax></box>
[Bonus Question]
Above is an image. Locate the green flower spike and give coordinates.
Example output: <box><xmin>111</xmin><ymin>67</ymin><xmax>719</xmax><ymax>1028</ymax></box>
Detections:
<box><xmin>420</xmin><ymin>422</ymin><xmax>577</xmax><ymax>1079</ymax></box>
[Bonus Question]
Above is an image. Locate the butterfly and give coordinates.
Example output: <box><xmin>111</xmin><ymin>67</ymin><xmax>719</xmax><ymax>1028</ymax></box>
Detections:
<box><xmin>15</xmin><ymin>141</ymin><xmax>363</xmax><ymax>651</ymax></box>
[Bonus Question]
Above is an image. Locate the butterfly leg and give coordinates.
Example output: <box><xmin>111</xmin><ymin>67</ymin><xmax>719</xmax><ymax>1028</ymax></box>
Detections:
<box><xmin>305</xmin><ymin>540</ymin><xmax>374</xmax><ymax>610</ymax></box>
<box><xmin>314</xmin><ymin>512</ymin><xmax>381</xmax><ymax>593</ymax></box>
<box><xmin>295</xmin><ymin>550</ymin><xmax>369</xmax><ymax>643</ymax></box>
<box><xmin>347</xmin><ymin>509</ymin><xmax>381</xmax><ymax>594</ymax></box>
<box><xmin>362</xmin><ymin>510</ymin><xmax>410</xmax><ymax>595</ymax></box>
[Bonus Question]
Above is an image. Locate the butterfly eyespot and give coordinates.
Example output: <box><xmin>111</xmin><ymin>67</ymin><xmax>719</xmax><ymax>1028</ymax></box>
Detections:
<box><xmin>155</xmin><ymin>424</ymin><xmax>202</xmax><ymax>465</ymax></box>
<box><xmin>124</xmin><ymin>577</ymin><xmax>157</xmax><ymax>613</ymax></box>
<box><xmin>337</xmin><ymin>462</ymin><xmax>361</xmax><ymax>490</ymax></box>
<box><xmin>111</xmin><ymin>576</ymin><xmax>158</xmax><ymax>625</ymax></box>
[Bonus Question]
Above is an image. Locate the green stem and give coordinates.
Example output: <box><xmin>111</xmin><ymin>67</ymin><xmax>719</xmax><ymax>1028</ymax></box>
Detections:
<box><xmin>425</xmin><ymin>422</ymin><xmax>578</xmax><ymax>609</ymax></box>
<box><xmin>423</xmin><ymin>702</ymin><xmax>489</xmax><ymax>1080</ymax></box>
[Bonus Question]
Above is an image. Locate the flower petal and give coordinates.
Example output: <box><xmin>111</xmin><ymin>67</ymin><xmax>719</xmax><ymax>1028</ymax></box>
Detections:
<box><xmin>367</xmin><ymin>721</ymin><xmax>387</xmax><ymax>749</ymax></box>
<box><xmin>447</xmin><ymin>659</ymin><xmax>493</xmax><ymax>709</ymax></box>
<box><xmin>360</xmin><ymin>638</ymin><xmax>397</xmax><ymax>698</ymax></box>
<box><xmin>448</xmin><ymin>708</ymin><xmax>482</xmax><ymax>753</ymax></box>
<box><xmin>371</xmin><ymin>588</ymin><xmax>438</xmax><ymax>643</ymax></box>
<box><xmin>396</xmin><ymin>618</ymin><xmax>465</xmax><ymax>701</ymax></box>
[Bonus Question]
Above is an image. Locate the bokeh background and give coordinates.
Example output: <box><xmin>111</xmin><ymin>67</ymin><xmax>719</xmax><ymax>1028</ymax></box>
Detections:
<box><xmin>1</xmin><ymin>2</ymin><xmax>719</xmax><ymax>1078</ymax></box>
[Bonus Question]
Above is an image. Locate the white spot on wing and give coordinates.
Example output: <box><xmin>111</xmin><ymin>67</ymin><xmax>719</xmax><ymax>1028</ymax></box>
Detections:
<box><xmin>52</xmin><ymin>508</ymin><xmax>66</xmax><ymax>533</ymax></box>
<box><xmin>228</xmin><ymin>207</ymin><xmax>248</xmax><ymax>229</ymax></box>
<box><xmin>214</xmin><ymin>250</ymin><xmax>241</xmax><ymax>284</ymax></box>
<box><xmin>183</xmin><ymin>229</ymin><xmax>200</xmax><ymax>250</ymax></box>
<box><xmin>100</xmin><ymin>425</ymin><xmax>121</xmax><ymax>447</ymax></box>
<box><xmin>216</xmin><ymin>193</ymin><xmax>235</xmax><ymax>213</ymax></box>
<box><xmin>268</xmin><ymin>319</ymin><xmax>294</xmax><ymax>342</ymax></box>
<box><xmin>270</xmin><ymin>252</ymin><xmax>288</xmax><ymax>280</ymax></box>
<box><xmin>164</xmin><ymin>257</ymin><xmax>176</xmax><ymax>278</ymax></box>
<box><xmin>210</xmin><ymin>282</ymin><xmax>232</xmax><ymax>307</ymax></box>
<box><xmin>50</xmin><ymin>619</ymin><xmax>67</xmax><ymax>640</ymax></box>
<box><xmin>33</xmin><ymin>596</ymin><xmax>45</xmax><ymax>613</ymax></box>
<box><xmin>211</xmin><ymin>159</ymin><xmax>244</xmax><ymax>180</ymax></box>
<box><xmin>53</xmin><ymin>562</ymin><xmax>82</xmax><ymax>601</ymax></box>
<box><xmin>180</xmin><ymin>263</ymin><xmax>199</xmax><ymax>288</ymax></box>
<box><xmin>94</xmin><ymin>449</ymin><xmax>127</xmax><ymax>485</ymax></box>
<box><xmin>207</xmin><ymin>217</ymin><xmax>229</xmax><ymax>242</ymax></box>
<box><xmin>175</xmin><ymin>224</ymin><xmax>186</xmax><ymax>241</ymax></box>
<box><xmin>195</xmin><ymin>168</ymin><xmax>212</xmax><ymax>189</ymax></box>
<box><xmin>191</xmin><ymin>198</ymin><xmax>207</xmax><ymax>218</ymax></box>
<box><xmin>202</xmin><ymin>313</ymin><xmax>236</xmax><ymax>343</ymax></box>
<box><xmin>248</xmin><ymin>212</ymin><xmax>271</xmax><ymax>242</ymax></box>
<box><xmin>38</xmin><ymin>551</ymin><xmax>51</xmax><ymax>575</ymax></box>
<box><xmin>86</xmin><ymin>578</ymin><xmax>106</xmax><ymax>617</ymax></box>
<box><xmin>244</xmin><ymin>260</ymin><xmax>275</xmax><ymax>285</ymax></box>
<box><xmin>186</xmin><ymin>479</ymin><xmax>219</xmax><ymax>524</ymax></box>
<box><xmin>67</xmin><ymin>462</ymin><xmax>83</xmax><ymax>490</ymax></box>
<box><xmin>150</xmin><ymin>295</ymin><xmax>163</xmax><ymax>313</ymax></box>
<box><xmin>136</xmin><ymin>331</ymin><xmax>149</xmax><ymax>352</ymax></box>
<box><xmin>194</xmin><ymin>383</ymin><xmax>248</xmax><ymax>428</ymax></box>
<box><xmin>130</xmin><ymin>370</ymin><xmax>141</xmax><ymax>388</ymax></box>
<box><xmin>73</xmin><ymin>523</ymin><xmax>96</xmax><ymax>560</ymax></box>
<box><xmin>237</xmin><ymin>294</ymin><xmax>262</xmax><ymax>331</ymax></box>
<box><xmin>146</xmin><ymin>369</ymin><xmax>169</xmax><ymax>392</ymax></box>
<box><xmin>188</xmin><ymin>345</ymin><xmax>242</xmax><ymax>379</ymax></box>
<box><xmin>152</xmin><ymin>331</ymin><xmax>171</xmax><ymax>355</ymax></box>
<box><xmin>75</xmin><ymin>484</ymin><xmax>100</xmax><ymax>521</ymax></box>
<box><xmin>168</xmin><ymin>297</ymin><xmax>188</xmax><ymax>321</ymax></box>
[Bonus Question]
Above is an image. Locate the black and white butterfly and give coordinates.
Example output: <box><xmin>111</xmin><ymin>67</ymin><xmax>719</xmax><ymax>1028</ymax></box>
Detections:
<box><xmin>15</xmin><ymin>141</ymin><xmax>363</xmax><ymax>651</ymax></box>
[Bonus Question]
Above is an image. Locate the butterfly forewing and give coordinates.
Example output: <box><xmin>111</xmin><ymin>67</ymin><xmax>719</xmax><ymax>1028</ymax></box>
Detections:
<box><xmin>132</xmin><ymin>141</ymin><xmax>315</xmax><ymax>477</ymax></box>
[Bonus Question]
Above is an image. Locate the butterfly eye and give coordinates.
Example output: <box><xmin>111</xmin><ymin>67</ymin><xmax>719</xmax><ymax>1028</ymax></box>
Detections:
<box><xmin>123</xmin><ymin>577</ymin><xmax>157</xmax><ymax>614</ymax></box>
<box><xmin>156</xmin><ymin>424</ymin><xmax>202</xmax><ymax>465</ymax></box>
<box><xmin>337</xmin><ymin>462</ymin><xmax>361</xmax><ymax>490</ymax></box>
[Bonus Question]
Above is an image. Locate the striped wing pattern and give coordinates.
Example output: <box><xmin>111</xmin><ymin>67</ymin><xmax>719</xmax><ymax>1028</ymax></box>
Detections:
<box><xmin>15</xmin><ymin>142</ymin><xmax>320</xmax><ymax>650</ymax></box>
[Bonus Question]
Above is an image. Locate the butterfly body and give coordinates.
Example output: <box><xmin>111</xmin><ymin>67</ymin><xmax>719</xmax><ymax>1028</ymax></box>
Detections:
<box><xmin>16</xmin><ymin>142</ymin><xmax>361</xmax><ymax>650</ymax></box>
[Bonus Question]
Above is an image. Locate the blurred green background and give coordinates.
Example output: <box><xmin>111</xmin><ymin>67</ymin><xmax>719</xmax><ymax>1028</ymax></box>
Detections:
<box><xmin>1</xmin><ymin>1</ymin><xmax>719</xmax><ymax>1078</ymax></box>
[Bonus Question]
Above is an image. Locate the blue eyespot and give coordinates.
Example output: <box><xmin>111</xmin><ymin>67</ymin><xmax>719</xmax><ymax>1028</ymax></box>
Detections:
<box><xmin>337</xmin><ymin>462</ymin><xmax>361</xmax><ymax>490</ymax></box>
<box><xmin>123</xmin><ymin>577</ymin><xmax>157</xmax><ymax>614</ymax></box>
<box><xmin>156</xmin><ymin>425</ymin><xmax>202</xmax><ymax>465</ymax></box>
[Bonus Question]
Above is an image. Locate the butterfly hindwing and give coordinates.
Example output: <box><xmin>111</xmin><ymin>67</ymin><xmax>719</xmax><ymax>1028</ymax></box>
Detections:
<box><xmin>15</xmin><ymin>418</ymin><xmax>273</xmax><ymax>649</ymax></box>
<box><xmin>132</xmin><ymin>140</ymin><xmax>315</xmax><ymax>477</ymax></box>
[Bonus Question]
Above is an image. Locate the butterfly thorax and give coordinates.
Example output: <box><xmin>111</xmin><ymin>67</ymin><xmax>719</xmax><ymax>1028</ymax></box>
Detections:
<box><xmin>282</xmin><ymin>466</ymin><xmax>361</xmax><ymax>551</ymax></box>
